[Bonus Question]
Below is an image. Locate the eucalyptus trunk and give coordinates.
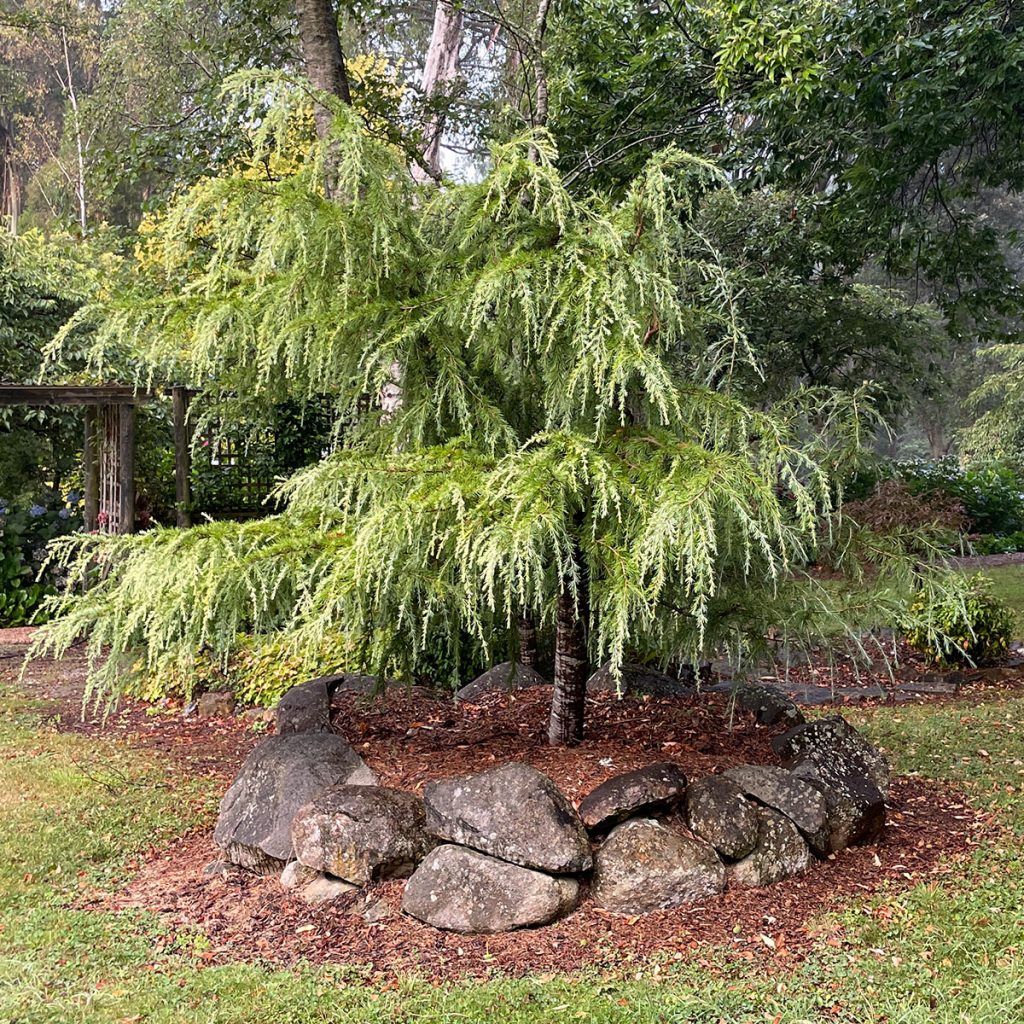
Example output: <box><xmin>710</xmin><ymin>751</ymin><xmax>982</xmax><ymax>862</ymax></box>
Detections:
<box><xmin>548</xmin><ymin>579</ymin><xmax>588</xmax><ymax>746</ymax></box>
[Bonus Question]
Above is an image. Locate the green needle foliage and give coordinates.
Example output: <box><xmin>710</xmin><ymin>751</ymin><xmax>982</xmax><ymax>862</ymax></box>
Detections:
<box><xmin>35</xmin><ymin>74</ymin><xmax>965</xmax><ymax>733</ymax></box>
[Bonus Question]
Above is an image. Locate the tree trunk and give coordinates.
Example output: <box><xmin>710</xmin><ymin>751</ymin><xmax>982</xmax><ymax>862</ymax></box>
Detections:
<box><xmin>517</xmin><ymin>615</ymin><xmax>538</xmax><ymax>670</ymax></box>
<box><xmin>548</xmin><ymin>576</ymin><xmax>588</xmax><ymax>746</ymax></box>
<box><xmin>413</xmin><ymin>1</ymin><xmax>463</xmax><ymax>182</ymax></box>
<box><xmin>295</xmin><ymin>0</ymin><xmax>352</xmax><ymax>142</ymax></box>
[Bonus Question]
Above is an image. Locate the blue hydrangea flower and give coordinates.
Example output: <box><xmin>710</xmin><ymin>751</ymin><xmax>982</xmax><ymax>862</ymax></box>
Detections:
<box><xmin>29</xmin><ymin>504</ymin><xmax>45</xmax><ymax>517</ymax></box>
<box><xmin>67</xmin><ymin>491</ymin><xmax>80</xmax><ymax>504</ymax></box>
<box><xmin>58</xmin><ymin>508</ymin><xmax>70</xmax><ymax>520</ymax></box>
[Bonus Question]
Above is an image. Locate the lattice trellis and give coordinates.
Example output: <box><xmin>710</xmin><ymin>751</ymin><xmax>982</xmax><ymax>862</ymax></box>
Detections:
<box><xmin>99</xmin><ymin>405</ymin><xmax>124</xmax><ymax>533</ymax></box>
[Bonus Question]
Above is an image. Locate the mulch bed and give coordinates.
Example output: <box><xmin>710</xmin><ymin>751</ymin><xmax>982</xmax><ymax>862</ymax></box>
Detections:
<box><xmin>0</xmin><ymin>630</ymin><xmax>996</xmax><ymax>980</ymax></box>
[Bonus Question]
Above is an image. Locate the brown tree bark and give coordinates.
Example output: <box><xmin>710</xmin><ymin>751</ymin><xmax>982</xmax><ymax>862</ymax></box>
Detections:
<box><xmin>548</xmin><ymin>569</ymin><xmax>589</xmax><ymax>746</ymax></box>
<box><xmin>517</xmin><ymin>615</ymin><xmax>538</xmax><ymax>670</ymax></box>
<box><xmin>295</xmin><ymin>0</ymin><xmax>352</xmax><ymax>140</ymax></box>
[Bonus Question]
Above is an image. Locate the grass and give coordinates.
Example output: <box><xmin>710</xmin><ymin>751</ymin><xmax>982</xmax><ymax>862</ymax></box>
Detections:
<box><xmin>0</xmin><ymin>682</ymin><xmax>1023</xmax><ymax>1023</ymax></box>
<box><xmin>979</xmin><ymin>564</ymin><xmax>1024</xmax><ymax>629</ymax></box>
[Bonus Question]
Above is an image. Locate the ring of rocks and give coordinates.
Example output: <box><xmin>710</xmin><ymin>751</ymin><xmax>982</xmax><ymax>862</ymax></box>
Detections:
<box><xmin>210</xmin><ymin>666</ymin><xmax>892</xmax><ymax>934</ymax></box>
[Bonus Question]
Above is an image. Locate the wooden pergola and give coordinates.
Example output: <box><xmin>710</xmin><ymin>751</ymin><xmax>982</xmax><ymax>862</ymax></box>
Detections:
<box><xmin>0</xmin><ymin>384</ymin><xmax>193</xmax><ymax>533</ymax></box>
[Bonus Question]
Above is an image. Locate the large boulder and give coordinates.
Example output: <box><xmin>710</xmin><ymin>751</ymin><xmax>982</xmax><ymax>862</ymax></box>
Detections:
<box><xmin>424</xmin><ymin>763</ymin><xmax>591</xmax><ymax>874</ymax></box>
<box><xmin>591</xmin><ymin>818</ymin><xmax>725</xmax><ymax>915</ymax></box>
<box><xmin>292</xmin><ymin>785</ymin><xmax>434</xmax><ymax>884</ymax></box>
<box><xmin>401</xmin><ymin>845</ymin><xmax>580</xmax><ymax>933</ymax></box>
<box><xmin>586</xmin><ymin>662</ymin><xmax>694</xmax><ymax>698</ymax></box>
<box><xmin>728</xmin><ymin>806</ymin><xmax>813</xmax><ymax>887</ymax></box>
<box><xmin>790</xmin><ymin>761</ymin><xmax>886</xmax><ymax>854</ymax></box>
<box><xmin>455</xmin><ymin>662</ymin><xmax>550</xmax><ymax>702</ymax></box>
<box><xmin>213</xmin><ymin>733</ymin><xmax>376</xmax><ymax>870</ymax></box>
<box><xmin>685</xmin><ymin>775</ymin><xmax>760</xmax><ymax>860</ymax></box>
<box><xmin>772</xmin><ymin>716</ymin><xmax>891</xmax><ymax>797</ymax></box>
<box><xmin>275</xmin><ymin>678</ymin><xmax>331</xmax><ymax>735</ymax></box>
<box><xmin>578</xmin><ymin>762</ymin><xmax>688</xmax><ymax>833</ymax></box>
<box><xmin>723</xmin><ymin>764</ymin><xmax>830</xmax><ymax>855</ymax></box>
<box><xmin>730</xmin><ymin>683</ymin><xmax>804</xmax><ymax>726</ymax></box>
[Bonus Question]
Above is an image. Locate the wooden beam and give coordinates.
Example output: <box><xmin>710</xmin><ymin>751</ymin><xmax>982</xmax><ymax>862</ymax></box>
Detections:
<box><xmin>83</xmin><ymin>406</ymin><xmax>99</xmax><ymax>532</ymax></box>
<box><xmin>172</xmin><ymin>386</ymin><xmax>192</xmax><ymax>528</ymax></box>
<box><xmin>116</xmin><ymin>404</ymin><xmax>136</xmax><ymax>534</ymax></box>
<box><xmin>0</xmin><ymin>385</ymin><xmax>153</xmax><ymax>406</ymax></box>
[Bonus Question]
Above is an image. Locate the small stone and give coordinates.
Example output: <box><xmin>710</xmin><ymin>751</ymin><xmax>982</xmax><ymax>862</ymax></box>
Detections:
<box><xmin>280</xmin><ymin>861</ymin><xmax>320</xmax><ymax>890</ymax></box>
<box><xmin>685</xmin><ymin>776</ymin><xmax>760</xmax><ymax>860</ymax></box>
<box><xmin>298</xmin><ymin>874</ymin><xmax>358</xmax><ymax>904</ymax></box>
<box><xmin>401</xmin><ymin>845</ymin><xmax>580</xmax><ymax>933</ymax></box>
<box><xmin>197</xmin><ymin>690</ymin><xmax>235</xmax><ymax>717</ymax></box>
<box><xmin>728</xmin><ymin>806</ymin><xmax>813</xmax><ymax>887</ymax></box>
<box><xmin>202</xmin><ymin>859</ymin><xmax>232</xmax><ymax>878</ymax></box>
<box><xmin>586</xmin><ymin>662</ymin><xmax>694</xmax><ymax>697</ymax></box>
<box><xmin>424</xmin><ymin>763</ymin><xmax>591</xmax><ymax>874</ymax></box>
<box><xmin>361</xmin><ymin>897</ymin><xmax>394</xmax><ymax>924</ymax></box>
<box><xmin>578</xmin><ymin>762</ymin><xmax>688</xmax><ymax>833</ymax></box>
<box><xmin>730</xmin><ymin>683</ymin><xmax>804</xmax><ymax>726</ymax></box>
<box><xmin>591</xmin><ymin>818</ymin><xmax>725</xmax><ymax>915</ymax></box>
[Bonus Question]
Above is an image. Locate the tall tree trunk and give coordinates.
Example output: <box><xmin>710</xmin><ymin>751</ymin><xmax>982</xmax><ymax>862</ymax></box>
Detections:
<box><xmin>295</xmin><ymin>0</ymin><xmax>352</xmax><ymax>142</ymax></box>
<box><xmin>517</xmin><ymin>615</ymin><xmax>538</xmax><ymax>670</ymax></box>
<box><xmin>548</xmin><ymin>568</ymin><xmax>588</xmax><ymax>746</ymax></box>
<box><xmin>413</xmin><ymin>1</ymin><xmax>463</xmax><ymax>182</ymax></box>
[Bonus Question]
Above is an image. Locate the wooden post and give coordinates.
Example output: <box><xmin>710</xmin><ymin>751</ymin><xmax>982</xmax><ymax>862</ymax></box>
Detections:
<box><xmin>117</xmin><ymin>403</ymin><xmax>136</xmax><ymax>534</ymax></box>
<box><xmin>172</xmin><ymin>386</ymin><xmax>192</xmax><ymax>528</ymax></box>
<box><xmin>83</xmin><ymin>406</ymin><xmax>99</xmax><ymax>531</ymax></box>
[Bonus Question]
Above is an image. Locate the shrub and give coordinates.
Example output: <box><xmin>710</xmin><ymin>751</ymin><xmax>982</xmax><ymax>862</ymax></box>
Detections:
<box><xmin>904</xmin><ymin>574</ymin><xmax>1017</xmax><ymax>666</ymax></box>
<box><xmin>970</xmin><ymin>532</ymin><xmax>1024</xmax><ymax>556</ymax></box>
<box><xmin>843</xmin><ymin>479</ymin><xmax>967</xmax><ymax>537</ymax></box>
<box><xmin>0</xmin><ymin>495</ymin><xmax>83</xmax><ymax>627</ymax></box>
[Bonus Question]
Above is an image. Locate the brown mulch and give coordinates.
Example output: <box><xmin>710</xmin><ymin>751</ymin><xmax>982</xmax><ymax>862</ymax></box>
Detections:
<box><xmin>0</xmin><ymin>630</ymin><xmax>996</xmax><ymax>980</ymax></box>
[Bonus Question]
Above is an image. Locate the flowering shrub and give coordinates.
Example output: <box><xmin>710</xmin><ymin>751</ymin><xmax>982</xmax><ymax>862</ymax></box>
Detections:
<box><xmin>0</xmin><ymin>494</ymin><xmax>83</xmax><ymax>626</ymax></box>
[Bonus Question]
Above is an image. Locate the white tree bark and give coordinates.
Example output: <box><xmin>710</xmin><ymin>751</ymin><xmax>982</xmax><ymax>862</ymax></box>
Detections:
<box><xmin>413</xmin><ymin>1</ymin><xmax>464</xmax><ymax>183</ymax></box>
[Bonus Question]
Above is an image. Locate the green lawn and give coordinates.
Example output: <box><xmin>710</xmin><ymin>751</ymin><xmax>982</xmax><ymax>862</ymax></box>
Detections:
<box><xmin>979</xmin><ymin>564</ymin><xmax>1024</xmax><ymax>634</ymax></box>
<box><xmin>1</xmin><ymin>684</ymin><xmax>1023</xmax><ymax>1022</ymax></box>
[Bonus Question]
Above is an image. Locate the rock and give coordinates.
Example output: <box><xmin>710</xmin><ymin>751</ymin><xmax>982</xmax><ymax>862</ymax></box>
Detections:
<box><xmin>238</xmin><ymin>707</ymin><xmax>275</xmax><ymax>726</ymax></box>
<box><xmin>586</xmin><ymin>662</ymin><xmax>694</xmax><ymax>697</ymax></box>
<box><xmin>280</xmin><ymin>860</ymin><xmax>320</xmax><ymax>890</ymax></box>
<box><xmin>591</xmin><ymin>818</ymin><xmax>725</xmax><ymax>915</ymax></box>
<box><xmin>322</xmin><ymin>673</ymin><xmax>393</xmax><ymax>697</ymax></box>
<box><xmin>276</xmin><ymin>678</ymin><xmax>331</xmax><ymax>735</ymax></box>
<box><xmin>772</xmin><ymin>715</ymin><xmax>891</xmax><ymax>797</ymax></box>
<box><xmin>197</xmin><ymin>690</ymin><xmax>235</xmax><ymax>717</ymax></box>
<box><xmin>577</xmin><ymin>762</ymin><xmax>688</xmax><ymax>833</ymax></box>
<box><xmin>401</xmin><ymin>845</ymin><xmax>580</xmax><ymax>933</ymax></box>
<box><xmin>728</xmin><ymin>806</ymin><xmax>813</xmax><ymax>887</ymax></box>
<box><xmin>730</xmin><ymin>683</ymin><xmax>804</xmax><ymax>726</ymax></box>
<box><xmin>424</xmin><ymin>763</ymin><xmax>591</xmax><ymax>873</ymax></box>
<box><xmin>455</xmin><ymin>661</ymin><xmax>550</xmax><ymax>702</ymax></box>
<box><xmin>361</xmin><ymin>897</ymin><xmax>394</xmax><ymax>924</ymax></box>
<box><xmin>297</xmin><ymin>873</ymin><xmax>358</xmax><ymax>904</ymax></box>
<box><xmin>202</xmin><ymin>859</ymin><xmax>232</xmax><ymax>878</ymax></box>
<box><xmin>790</xmin><ymin>761</ymin><xmax>886</xmax><ymax>853</ymax></box>
<box><xmin>723</xmin><ymin>764</ymin><xmax>830</xmax><ymax>854</ymax></box>
<box><xmin>685</xmin><ymin>776</ymin><xmax>760</xmax><ymax>860</ymax></box>
<box><xmin>213</xmin><ymin>733</ymin><xmax>377</xmax><ymax>870</ymax></box>
<box><xmin>292</xmin><ymin>785</ymin><xmax>434</xmax><ymax>884</ymax></box>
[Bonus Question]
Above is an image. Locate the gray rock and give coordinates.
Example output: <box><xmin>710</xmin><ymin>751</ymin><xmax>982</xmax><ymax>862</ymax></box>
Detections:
<box><xmin>280</xmin><ymin>860</ymin><xmax>320</xmax><ymax>890</ymax></box>
<box><xmin>591</xmin><ymin>818</ymin><xmax>725</xmax><ymax>915</ymax></box>
<box><xmin>578</xmin><ymin>762</ymin><xmax>688</xmax><ymax>833</ymax></box>
<box><xmin>723</xmin><ymin>764</ymin><xmax>830</xmax><ymax>855</ymax></box>
<box><xmin>276</xmin><ymin>678</ymin><xmax>331</xmax><ymax>735</ymax></box>
<box><xmin>586</xmin><ymin>662</ymin><xmax>694</xmax><ymax>697</ymax></box>
<box><xmin>202</xmin><ymin>859</ymin><xmax>232</xmax><ymax>878</ymax></box>
<box><xmin>424</xmin><ymin>763</ymin><xmax>591</xmax><ymax>873</ymax></box>
<box><xmin>790</xmin><ymin>761</ymin><xmax>886</xmax><ymax>853</ymax></box>
<box><xmin>213</xmin><ymin>733</ymin><xmax>377</xmax><ymax>870</ymax></box>
<box><xmin>730</xmin><ymin>683</ymin><xmax>804</xmax><ymax>726</ymax></box>
<box><xmin>197</xmin><ymin>690</ymin><xmax>235</xmax><ymax>717</ymax></box>
<box><xmin>297</xmin><ymin>874</ymin><xmax>358</xmax><ymax>904</ymax></box>
<box><xmin>773</xmin><ymin>715</ymin><xmax>891</xmax><ymax>797</ymax></box>
<box><xmin>685</xmin><ymin>776</ymin><xmax>760</xmax><ymax>860</ymax></box>
<box><xmin>292</xmin><ymin>785</ymin><xmax>434</xmax><ymax>884</ymax></box>
<box><xmin>401</xmin><ymin>845</ymin><xmax>580</xmax><ymax>933</ymax></box>
<box><xmin>728</xmin><ymin>806</ymin><xmax>813</xmax><ymax>887</ymax></box>
<box><xmin>455</xmin><ymin>661</ymin><xmax>550</xmax><ymax>702</ymax></box>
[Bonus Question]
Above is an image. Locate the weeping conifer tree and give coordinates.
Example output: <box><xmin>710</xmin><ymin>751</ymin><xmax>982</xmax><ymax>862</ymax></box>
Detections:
<box><xmin>38</xmin><ymin>74</ymin><xmax>951</xmax><ymax>744</ymax></box>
